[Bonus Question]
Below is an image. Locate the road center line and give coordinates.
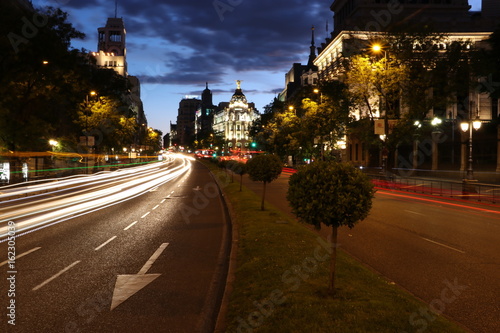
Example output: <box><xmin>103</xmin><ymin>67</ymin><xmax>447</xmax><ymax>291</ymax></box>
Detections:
<box><xmin>160</xmin><ymin>199</ymin><xmax>166</xmax><ymax>203</ymax></box>
<box><xmin>32</xmin><ymin>260</ymin><xmax>81</xmax><ymax>291</ymax></box>
<box><xmin>405</xmin><ymin>210</ymin><xmax>425</xmax><ymax>216</ymax></box>
<box><xmin>138</xmin><ymin>243</ymin><xmax>169</xmax><ymax>275</ymax></box>
<box><xmin>95</xmin><ymin>236</ymin><xmax>117</xmax><ymax>251</ymax></box>
<box><xmin>141</xmin><ymin>212</ymin><xmax>150</xmax><ymax>218</ymax></box>
<box><xmin>421</xmin><ymin>237</ymin><xmax>465</xmax><ymax>254</ymax></box>
<box><xmin>124</xmin><ymin>221</ymin><xmax>138</xmax><ymax>231</ymax></box>
<box><xmin>0</xmin><ymin>247</ymin><xmax>41</xmax><ymax>267</ymax></box>
<box><xmin>152</xmin><ymin>204</ymin><xmax>159</xmax><ymax>210</ymax></box>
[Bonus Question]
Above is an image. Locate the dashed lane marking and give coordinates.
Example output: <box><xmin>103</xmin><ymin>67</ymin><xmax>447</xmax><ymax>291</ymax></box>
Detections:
<box><xmin>95</xmin><ymin>236</ymin><xmax>117</xmax><ymax>251</ymax></box>
<box><xmin>421</xmin><ymin>237</ymin><xmax>465</xmax><ymax>254</ymax></box>
<box><xmin>124</xmin><ymin>221</ymin><xmax>138</xmax><ymax>231</ymax></box>
<box><xmin>32</xmin><ymin>260</ymin><xmax>81</xmax><ymax>291</ymax></box>
<box><xmin>0</xmin><ymin>247</ymin><xmax>41</xmax><ymax>267</ymax></box>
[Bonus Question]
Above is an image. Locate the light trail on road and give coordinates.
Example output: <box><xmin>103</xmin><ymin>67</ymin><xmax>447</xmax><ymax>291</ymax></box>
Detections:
<box><xmin>0</xmin><ymin>154</ymin><xmax>193</xmax><ymax>240</ymax></box>
<box><xmin>376</xmin><ymin>188</ymin><xmax>500</xmax><ymax>215</ymax></box>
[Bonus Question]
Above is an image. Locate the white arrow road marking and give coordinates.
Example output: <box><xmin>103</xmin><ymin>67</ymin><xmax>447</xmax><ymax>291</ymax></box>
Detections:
<box><xmin>110</xmin><ymin>243</ymin><xmax>169</xmax><ymax>310</ymax></box>
<box><xmin>193</xmin><ymin>186</ymin><xmax>201</xmax><ymax>191</ymax></box>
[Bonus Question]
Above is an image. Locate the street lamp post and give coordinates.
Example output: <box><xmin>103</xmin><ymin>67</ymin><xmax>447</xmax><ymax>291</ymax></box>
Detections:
<box><xmin>461</xmin><ymin>112</ymin><xmax>482</xmax><ymax>181</ymax></box>
<box><xmin>372</xmin><ymin>44</ymin><xmax>389</xmax><ymax>174</ymax></box>
<box><xmin>85</xmin><ymin>91</ymin><xmax>97</xmax><ymax>174</ymax></box>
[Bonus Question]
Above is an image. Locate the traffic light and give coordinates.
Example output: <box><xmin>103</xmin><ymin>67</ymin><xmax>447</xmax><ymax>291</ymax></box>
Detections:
<box><xmin>251</xmin><ymin>142</ymin><xmax>257</xmax><ymax>148</ymax></box>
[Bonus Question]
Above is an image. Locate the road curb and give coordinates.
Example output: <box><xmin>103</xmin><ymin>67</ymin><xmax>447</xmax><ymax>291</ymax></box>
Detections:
<box><xmin>195</xmin><ymin>162</ymin><xmax>238</xmax><ymax>333</ymax></box>
<box><xmin>211</xmin><ymin>168</ymin><xmax>239</xmax><ymax>333</ymax></box>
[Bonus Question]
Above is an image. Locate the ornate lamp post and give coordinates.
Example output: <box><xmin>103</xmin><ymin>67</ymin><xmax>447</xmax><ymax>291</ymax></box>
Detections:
<box><xmin>461</xmin><ymin>116</ymin><xmax>482</xmax><ymax>180</ymax></box>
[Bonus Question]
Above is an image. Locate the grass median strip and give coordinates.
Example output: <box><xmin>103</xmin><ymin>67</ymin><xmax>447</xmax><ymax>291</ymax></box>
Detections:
<box><xmin>205</xmin><ymin>163</ymin><xmax>466</xmax><ymax>333</ymax></box>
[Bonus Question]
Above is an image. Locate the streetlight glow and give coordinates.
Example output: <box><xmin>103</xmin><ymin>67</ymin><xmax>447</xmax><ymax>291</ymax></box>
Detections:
<box><xmin>461</xmin><ymin>116</ymin><xmax>482</xmax><ymax>180</ymax></box>
<box><xmin>473</xmin><ymin>119</ymin><xmax>482</xmax><ymax>130</ymax></box>
<box><xmin>431</xmin><ymin>117</ymin><xmax>442</xmax><ymax>126</ymax></box>
<box><xmin>372</xmin><ymin>44</ymin><xmax>382</xmax><ymax>52</ymax></box>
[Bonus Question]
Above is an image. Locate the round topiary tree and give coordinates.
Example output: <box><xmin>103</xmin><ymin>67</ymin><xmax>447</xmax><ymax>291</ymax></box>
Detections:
<box><xmin>287</xmin><ymin>161</ymin><xmax>374</xmax><ymax>295</ymax></box>
<box><xmin>246</xmin><ymin>154</ymin><xmax>282</xmax><ymax>210</ymax></box>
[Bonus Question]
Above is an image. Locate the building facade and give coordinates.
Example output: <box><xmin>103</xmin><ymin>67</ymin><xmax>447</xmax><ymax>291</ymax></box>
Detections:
<box><xmin>195</xmin><ymin>83</ymin><xmax>216</xmax><ymax>142</ymax></box>
<box><xmin>313</xmin><ymin>0</ymin><xmax>500</xmax><ymax>174</ymax></box>
<box><xmin>91</xmin><ymin>16</ymin><xmax>148</xmax><ymax>149</ymax></box>
<box><xmin>94</xmin><ymin>17</ymin><xmax>127</xmax><ymax>76</ymax></box>
<box><xmin>213</xmin><ymin>81</ymin><xmax>260</xmax><ymax>150</ymax></box>
<box><xmin>280</xmin><ymin>27</ymin><xmax>319</xmax><ymax>102</ymax></box>
<box><xmin>176</xmin><ymin>97</ymin><xmax>201</xmax><ymax>146</ymax></box>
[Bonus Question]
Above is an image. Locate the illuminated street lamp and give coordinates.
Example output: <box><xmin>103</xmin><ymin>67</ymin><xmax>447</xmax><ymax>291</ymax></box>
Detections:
<box><xmin>461</xmin><ymin>117</ymin><xmax>482</xmax><ymax>180</ymax></box>
<box><xmin>84</xmin><ymin>91</ymin><xmax>97</xmax><ymax>174</ymax></box>
<box><xmin>372</xmin><ymin>43</ymin><xmax>389</xmax><ymax>174</ymax></box>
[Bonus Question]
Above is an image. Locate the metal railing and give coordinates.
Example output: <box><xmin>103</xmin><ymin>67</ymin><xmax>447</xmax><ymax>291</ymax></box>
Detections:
<box><xmin>368</xmin><ymin>174</ymin><xmax>500</xmax><ymax>204</ymax></box>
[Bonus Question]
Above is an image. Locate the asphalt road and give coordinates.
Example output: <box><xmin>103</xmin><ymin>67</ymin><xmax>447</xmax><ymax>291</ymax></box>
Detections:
<box><xmin>0</xmin><ymin>157</ymin><xmax>229</xmax><ymax>333</ymax></box>
<box><xmin>242</xmin><ymin>172</ymin><xmax>500</xmax><ymax>333</ymax></box>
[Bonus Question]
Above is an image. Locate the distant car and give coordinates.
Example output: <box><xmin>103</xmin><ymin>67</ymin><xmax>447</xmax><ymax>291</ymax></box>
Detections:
<box><xmin>195</xmin><ymin>150</ymin><xmax>215</xmax><ymax>159</ymax></box>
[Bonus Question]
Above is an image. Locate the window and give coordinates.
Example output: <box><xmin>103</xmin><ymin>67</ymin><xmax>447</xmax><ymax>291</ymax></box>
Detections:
<box><xmin>109</xmin><ymin>31</ymin><xmax>122</xmax><ymax>42</ymax></box>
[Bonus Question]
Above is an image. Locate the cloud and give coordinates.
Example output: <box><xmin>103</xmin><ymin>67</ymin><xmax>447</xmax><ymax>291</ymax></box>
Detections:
<box><xmin>36</xmin><ymin>0</ymin><xmax>328</xmax><ymax>87</ymax></box>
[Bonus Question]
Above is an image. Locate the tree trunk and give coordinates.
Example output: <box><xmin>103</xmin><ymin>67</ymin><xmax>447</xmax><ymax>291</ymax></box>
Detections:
<box><xmin>329</xmin><ymin>225</ymin><xmax>338</xmax><ymax>296</ymax></box>
<box><xmin>261</xmin><ymin>181</ymin><xmax>267</xmax><ymax>210</ymax></box>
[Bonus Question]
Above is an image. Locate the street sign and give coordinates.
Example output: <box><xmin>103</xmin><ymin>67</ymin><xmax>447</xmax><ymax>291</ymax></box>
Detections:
<box><xmin>79</xmin><ymin>136</ymin><xmax>95</xmax><ymax>147</ymax></box>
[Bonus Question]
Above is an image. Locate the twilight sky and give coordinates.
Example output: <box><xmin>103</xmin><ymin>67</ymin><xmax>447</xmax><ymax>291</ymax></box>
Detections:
<box><xmin>31</xmin><ymin>0</ymin><xmax>482</xmax><ymax>140</ymax></box>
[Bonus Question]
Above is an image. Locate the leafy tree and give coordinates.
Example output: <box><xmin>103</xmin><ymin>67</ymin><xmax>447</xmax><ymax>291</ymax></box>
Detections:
<box><xmin>346</xmin><ymin>54</ymin><xmax>410</xmax><ymax>121</ymax></box>
<box><xmin>76</xmin><ymin>96</ymin><xmax>137</xmax><ymax>153</ymax></box>
<box><xmin>0</xmin><ymin>5</ymin><xmax>134</xmax><ymax>154</ymax></box>
<box><xmin>0</xmin><ymin>5</ymin><xmax>86</xmax><ymax>151</ymax></box>
<box><xmin>266</xmin><ymin>105</ymin><xmax>302</xmax><ymax>159</ymax></box>
<box><xmin>287</xmin><ymin>161</ymin><xmax>374</xmax><ymax>295</ymax></box>
<box><xmin>246</xmin><ymin>154</ymin><xmax>282</xmax><ymax>210</ymax></box>
<box><xmin>301</xmin><ymin>81</ymin><xmax>352</xmax><ymax>160</ymax></box>
<box><xmin>144</xmin><ymin>129</ymin><xmax>162</xmax><ymax>153</ymax></box>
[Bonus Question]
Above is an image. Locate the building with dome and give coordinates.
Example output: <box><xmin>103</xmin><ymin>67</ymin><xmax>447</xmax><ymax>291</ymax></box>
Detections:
<box><xmin>213</xmin><ymin>81</ymin><xmax>260</xmax><ymax>150</ymax></box>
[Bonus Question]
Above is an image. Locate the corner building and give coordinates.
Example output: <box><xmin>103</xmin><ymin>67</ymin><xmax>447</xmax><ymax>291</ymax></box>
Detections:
<box><xmin>213</xmin><ymin>81</ymin><xmax>260</xmax><ymax>150</ymax></box>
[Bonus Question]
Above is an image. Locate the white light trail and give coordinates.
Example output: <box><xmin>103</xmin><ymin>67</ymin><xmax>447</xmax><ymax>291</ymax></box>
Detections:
<box><xmin>0</xmin><ymin>155</ymin><xmax>191</xmax><ymax>240</ymax></box>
